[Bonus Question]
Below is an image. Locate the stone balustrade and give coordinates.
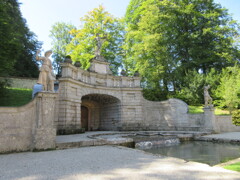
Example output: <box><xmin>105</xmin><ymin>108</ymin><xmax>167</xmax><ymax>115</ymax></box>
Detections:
<box><xmin>61</xmin><ymin>63</ymin><xmax>141</xmax><ymax>88</ymax></box>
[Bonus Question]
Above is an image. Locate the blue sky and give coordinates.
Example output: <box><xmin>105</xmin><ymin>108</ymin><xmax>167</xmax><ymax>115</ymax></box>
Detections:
<box><xmin>19</xmin><ymin>0</ymin><xmax>240</xmax><ymax>52</ymax></box>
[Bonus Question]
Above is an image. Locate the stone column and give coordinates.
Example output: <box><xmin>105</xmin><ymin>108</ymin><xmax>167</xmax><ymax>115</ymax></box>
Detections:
<box><xmin>32</xmin><ymin>92</ymin><xmax>58</xmax><ymax>150</ymax></box>
<box><xmin>203</xmin><ymin>107</ymin><xmax>218</xmax><ymax>132</ymax></box>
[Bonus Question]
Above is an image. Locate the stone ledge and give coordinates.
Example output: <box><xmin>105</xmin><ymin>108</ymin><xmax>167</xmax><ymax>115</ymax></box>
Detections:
<box><xmin>194</xmin><ymin>137</ymin><xmax>240</xmax><ymax>144</ymax></box>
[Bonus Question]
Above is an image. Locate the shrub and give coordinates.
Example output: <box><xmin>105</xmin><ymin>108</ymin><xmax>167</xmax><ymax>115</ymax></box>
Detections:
<box><xmin>232</xmin><ymin>110</ymin><xmax>240</xmax><ymax>126</ymax></box>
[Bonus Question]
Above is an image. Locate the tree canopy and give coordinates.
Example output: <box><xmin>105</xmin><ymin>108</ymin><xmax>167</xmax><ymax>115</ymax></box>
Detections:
<box><xmin>124</xmin><ymin>0</ymin><xmax>240</xmax><ymax>102</ymax></box>
<box><xmin>44</xmin><ymin>1</ymin><xmax>240</xmax><ymax>111</ymax></box>
<box><xmin>66</xmin><ymin>5</ymin><xmax>125</xmax><ymax>74</ymax></box>
<box><xmin>50</xmin><ymin>22</ymin><xmax>76</xmax><ymax>75</ymax></box>
<box><xmin>215</xmin><ymin>64</ymin><xmax>240</xmax><ymax>112</ymax></box>
<box><xmin>0</xmin><ymin>0</ymin><xmax>41</xmax><ymax>78</ymax></box>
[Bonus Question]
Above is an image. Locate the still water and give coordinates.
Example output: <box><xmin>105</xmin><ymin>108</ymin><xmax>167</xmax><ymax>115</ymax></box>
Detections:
<box><xmin>141</xmin><ymin>141</ymin><xmax>240</xmax><ymax>166</ymax></box>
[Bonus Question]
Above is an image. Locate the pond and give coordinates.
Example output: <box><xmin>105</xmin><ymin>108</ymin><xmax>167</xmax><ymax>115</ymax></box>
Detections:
<box><xmin>140</xmin><ymin>141</ymin><xmax>240</xmax><ymax>166</ymax></box>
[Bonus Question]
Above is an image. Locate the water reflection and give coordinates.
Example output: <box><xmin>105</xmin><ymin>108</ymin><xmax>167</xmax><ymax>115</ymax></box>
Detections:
<box><xmin>142</xmin><ymin>141</ymin><xmax>240</xmax><ymax>166</ymax></box>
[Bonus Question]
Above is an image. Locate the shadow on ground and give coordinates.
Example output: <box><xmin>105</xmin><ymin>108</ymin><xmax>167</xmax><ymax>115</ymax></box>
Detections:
<box><xmin>0</xmin><ymin>146</ymin><xmax>239</xmax><ymax>180</ymax></box>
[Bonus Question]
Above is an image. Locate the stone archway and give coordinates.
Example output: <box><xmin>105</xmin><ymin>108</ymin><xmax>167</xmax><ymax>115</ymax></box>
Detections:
<box><xmin>81</xmin><ymin>94</ymin><xmax>121</xmax><ymax>131</ymax></box>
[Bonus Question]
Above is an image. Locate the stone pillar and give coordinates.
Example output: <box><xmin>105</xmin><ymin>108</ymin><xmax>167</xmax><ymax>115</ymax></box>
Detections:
<box><xmin>61</xmin><ymin>63</ymin><xmax>77</xmax><ymax>78</ymax></box>
<box><xmin>203</xmin><ymin>107</ymin><xmax>218</xmax><ymax>132</ymax></box>
<box><xmin>32</xmin><ymin>92</ymin><xmax>58</xmax><ymax>150</ymax></box>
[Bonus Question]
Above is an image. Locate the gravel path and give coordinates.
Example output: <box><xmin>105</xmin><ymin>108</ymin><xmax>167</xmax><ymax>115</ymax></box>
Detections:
<box><xmin>0</xmin><ymin>146</ymin><xmax>239</xmax><ymax>180</ymax></box>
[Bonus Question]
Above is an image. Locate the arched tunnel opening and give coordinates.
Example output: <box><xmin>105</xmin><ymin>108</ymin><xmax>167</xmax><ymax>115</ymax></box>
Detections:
<box><xmin>81</xmin><ymin>94</ymin><xmax>121</xmax><ymax>131</ymax></box>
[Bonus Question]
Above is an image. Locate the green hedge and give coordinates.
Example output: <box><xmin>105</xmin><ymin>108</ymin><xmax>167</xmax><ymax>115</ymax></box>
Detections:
<box><xmin>232</xmin><ymin>110</ymin><xmax>240</xmax><ymax>126</ymax></box>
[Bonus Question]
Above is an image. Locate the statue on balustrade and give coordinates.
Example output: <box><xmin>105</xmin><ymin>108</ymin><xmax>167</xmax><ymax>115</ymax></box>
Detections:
<box><xmin>94</xmin><ymin>33</ymin><xmax>107</xmax><ymax>61</ymax></box>
<box><xmin>36</xmin><ymin>50</ymin><xmax>55</xmax><ymax>91</ymax></box>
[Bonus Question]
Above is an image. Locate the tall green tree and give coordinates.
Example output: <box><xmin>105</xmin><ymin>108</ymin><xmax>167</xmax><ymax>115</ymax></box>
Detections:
<box><xmin>11</xmin><ymin>29</ymin><xmax>41</xmax><ymax>78</ymax></box>
<box><xmin>0</xmin><ymin>0</ymin><xmax>22</xmax><ymax>76</ymax></box>
<box><xmin>67</xmin><ymin>5</ymin><xmax>125</xmax><ymax>74</ymax></box>
<box><xmin>124</xmin><ymin>0</ymin><xmax>240</xmax><ymax>101</ymax></box>
<box><xmin>215</xmin><ymin>65</ymin><xmax>240</xmax><ymax>112</ymax></box>
<box><xmin>0</xmin><ymin>0</ymin><xmax>40</xmax><ymax>96</ymax></box>
<box><xmin>50</xmin><ymin>22</ymin><xmax>76</xmax><ymax>75</ymax></box>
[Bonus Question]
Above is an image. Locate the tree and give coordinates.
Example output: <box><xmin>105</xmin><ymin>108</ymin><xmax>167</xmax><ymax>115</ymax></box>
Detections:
<box><xmin>0</xmin><ymin>0</ymin><xmax>23</xmax><ymax>76</ymax></box>
<box><xmin>124</xmin><ymin>0</ymin><xmax>240</xmax><ymax>102</ymax></box>
<box><xmin>10</xmin><ymin>30</ymin><xmax>41</xmax><ymax>78</ymax></box>
<box><xmin>50</xmin><ymin>22</ymin><xmax>76</xmax><ymax>75</ymax></box>
<box><xmin>0</xmin><ymin>0</ymin><xmax>40</xmax><ymax>78</ymax></box>
<box><xmin>0</xmin><ymin>0</ymin><xmax>40</xmax><ymax>96</ymax></box>
<box><xmin>172</xmin><ymin>69</ymin><xmax>220</xmax><ymax>105</ymax></box>
<box><xmin>67</xmin><ymin>5</ymin><xmax>125</xmax><ymax>74</ymax></box>
<box><xmin>215</xmin><ymin>65</ymin><xmax>240</xmax><ymax>112</ymax></box>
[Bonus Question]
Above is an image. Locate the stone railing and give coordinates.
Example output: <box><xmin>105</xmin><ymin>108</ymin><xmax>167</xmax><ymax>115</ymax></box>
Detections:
<box><xmin>61</xmin><ymin>63</ymin><xmax>141</xmax><ymax>88</ymax></box>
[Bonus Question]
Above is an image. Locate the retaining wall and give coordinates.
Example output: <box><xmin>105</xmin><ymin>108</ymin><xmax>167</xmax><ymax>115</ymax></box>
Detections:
<box><xmin>0</xmin><ymin>100</ymin><xmax>35</xmax><ymax>152</ymax></box>
<box><xmin>216</xmin><ymin>115</ymin><xmax>240</xmax><ymax>132</ymax></box>
<box><xmin>0</xmin><ymin>92</ymin><xmax>57</xmax><ymax>153</ymax></box>
<box><xmin>0</xmin><ymin>77</ymin><xmax>37</xmax><ymax>89</ymax></box>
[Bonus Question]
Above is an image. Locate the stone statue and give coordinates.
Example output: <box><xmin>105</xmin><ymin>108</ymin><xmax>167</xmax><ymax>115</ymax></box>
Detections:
<box><xmin>94</xmin><ymin>33</ymin><xmax>107</xmax><ymax>57</ymax></box>
<box><xmin>204</xmin><ymin>85</ymin><xmax>213</xmax><ymax>107</ymax></box>
<box><xmin>36</xmin><ymin>50</ymin><xmax>55</xmax><ymax>91</ymax></box>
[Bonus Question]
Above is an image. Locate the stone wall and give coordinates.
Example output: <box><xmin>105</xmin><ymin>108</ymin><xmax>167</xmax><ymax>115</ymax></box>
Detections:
<box><xmin>0</xmin><ymin>92</ymin><xmax>57</xmax><ymax>153</ymax></box>
<box><xmin>0</xmin><ymin>100</ymin><xmax>35</xmax><ymax>152</ymax></box>
<box><xmin>1</xmin><ymin>77</ymin><xmax>37</xmax><ymax>89</ymax></box>
<box><xmin>57</xmin><ymin>76</ymin><xmax>143</xmax><ymax>132</ymax></box>
<box><xmin>57</xmin><ymin>63</ymin><xmax>143</xmax><ymax>133</ymax></box>
<box><xmin>57</xmin><ymin>63</ymin><xmax>239</xmax><ymax>133</ymax></box>
<box><xmin>216</xmin><ymin>115</ymin><xmax>240</xmax><ymax>132</ymax></box>
<box><xmin>100</xmin><ymin>102</ymin><xmax>121</xmax><ymax>130</ymax></box>
<box><xmin>139</xmin><ymin>98</ymin><xmax>204</xmax><ymax>131</ymax></box>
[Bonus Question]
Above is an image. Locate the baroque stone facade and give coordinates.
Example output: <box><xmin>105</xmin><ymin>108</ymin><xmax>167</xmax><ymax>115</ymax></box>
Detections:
<box><xmin>56</xmin><ymin>60</ymin><xmax>225</xmax><ymax>133</ymax></box>
<box><xmin>1</xmin><ymin>58</ymin><xmax>240</xmax><ymax>153</ymax></box>
<box><xmin>57</xmin><ymin>62</ymin><xmax>142</xmax><ymax>133</ymax></box>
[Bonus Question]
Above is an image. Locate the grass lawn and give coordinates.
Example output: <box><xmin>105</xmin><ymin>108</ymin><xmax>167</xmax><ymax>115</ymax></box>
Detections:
<box><xmin>224</xmin><ymin>162</ymin><xmax>240</xmax><ymax>172</ymax></box>
<box><xmin>188</xmin><ymin>105</ymin><xmax>230</xmax><ymax>115</ymax></box>
<box><xmin>0</xmin><ymin>88</ymin><xmax>32</xmax><ymax>107</ymax></box>
<box><xmin>188</xmin><ymin>105</ymin><xmax>204</xmax><ymax>113</ymax></box>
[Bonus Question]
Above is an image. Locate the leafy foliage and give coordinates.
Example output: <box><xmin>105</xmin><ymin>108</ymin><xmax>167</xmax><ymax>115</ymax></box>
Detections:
<box><xmin>50</xmin><ymin>22</ymin><xmax>76</xmax><ymax>75</ymax></box>
<box><xmin>0</xmin><ymin>0</ymin><xmax>40</xmax><ymax>98</ymax></box>
<box><xmin>232</xmin><ymin>110</ymin><xmax>240</xmax><ymax>126</ymax></box>
<box><xmin>173</xmin><ymin>71</ymin><xmax>205</xmax><ymax>104</ymax></box>
<box><xmin>215</xmin><ymin>65</ymin><xmax>240</xmax><ymax>112</ymax></box>
<box><xmin>67</xmin><ymin>5</ymin><xmax>125</xmax><ymax>74</ymax></box>
<box><xmin>0</xmin><ymin>0</ymin><xmax>21</xmax><ymax>77</ymax></box>
<box><xmin>173</xmin><ymin>69</ymin><xmax>220</xmax><ymax>105</ymax></box>
<box><xmin>0</xmin><ymin>0</ymin><xmax>41</xmax><ymax>78</ymax></box>
<box><xmin>124</xmin><ymin>0</ymin><xmax>240</xmax><ymax>102</ymax></box>
<box><xmin>0</xmin><ymin>78</ymin><xmax>11</xmax><ymax>98</ymax></box>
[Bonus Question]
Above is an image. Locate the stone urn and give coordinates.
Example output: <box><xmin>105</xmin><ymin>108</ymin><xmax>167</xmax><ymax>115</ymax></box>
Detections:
<box><xmin>121</xmin><ymin>70</ymin><xmax>127</xmax><ymax>76</ymax></box>
<box><xmin>64</xmin><ymin>55</ymin><xmax>72</xmax><ymax>63</ymax></box>
<box><xmin>74</xmin><ymin>61</ymin><xmax>82</xmax><ymax>67</ymax></box>
<box><xmin>134</xmin><ymin>71</ymin><xmax>140</xmax><ymax>77</ymax></box>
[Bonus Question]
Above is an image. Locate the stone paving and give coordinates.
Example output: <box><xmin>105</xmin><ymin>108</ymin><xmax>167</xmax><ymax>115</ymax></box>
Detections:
<box><xmin>0</xmin><ymin>146</ymin><xmax>239</xmax><ymax>180</ymax></box>
<box><xmin>0</xmin><ymin>131</ymin><xmax>239</xmax><ymax>180</ymax></box>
